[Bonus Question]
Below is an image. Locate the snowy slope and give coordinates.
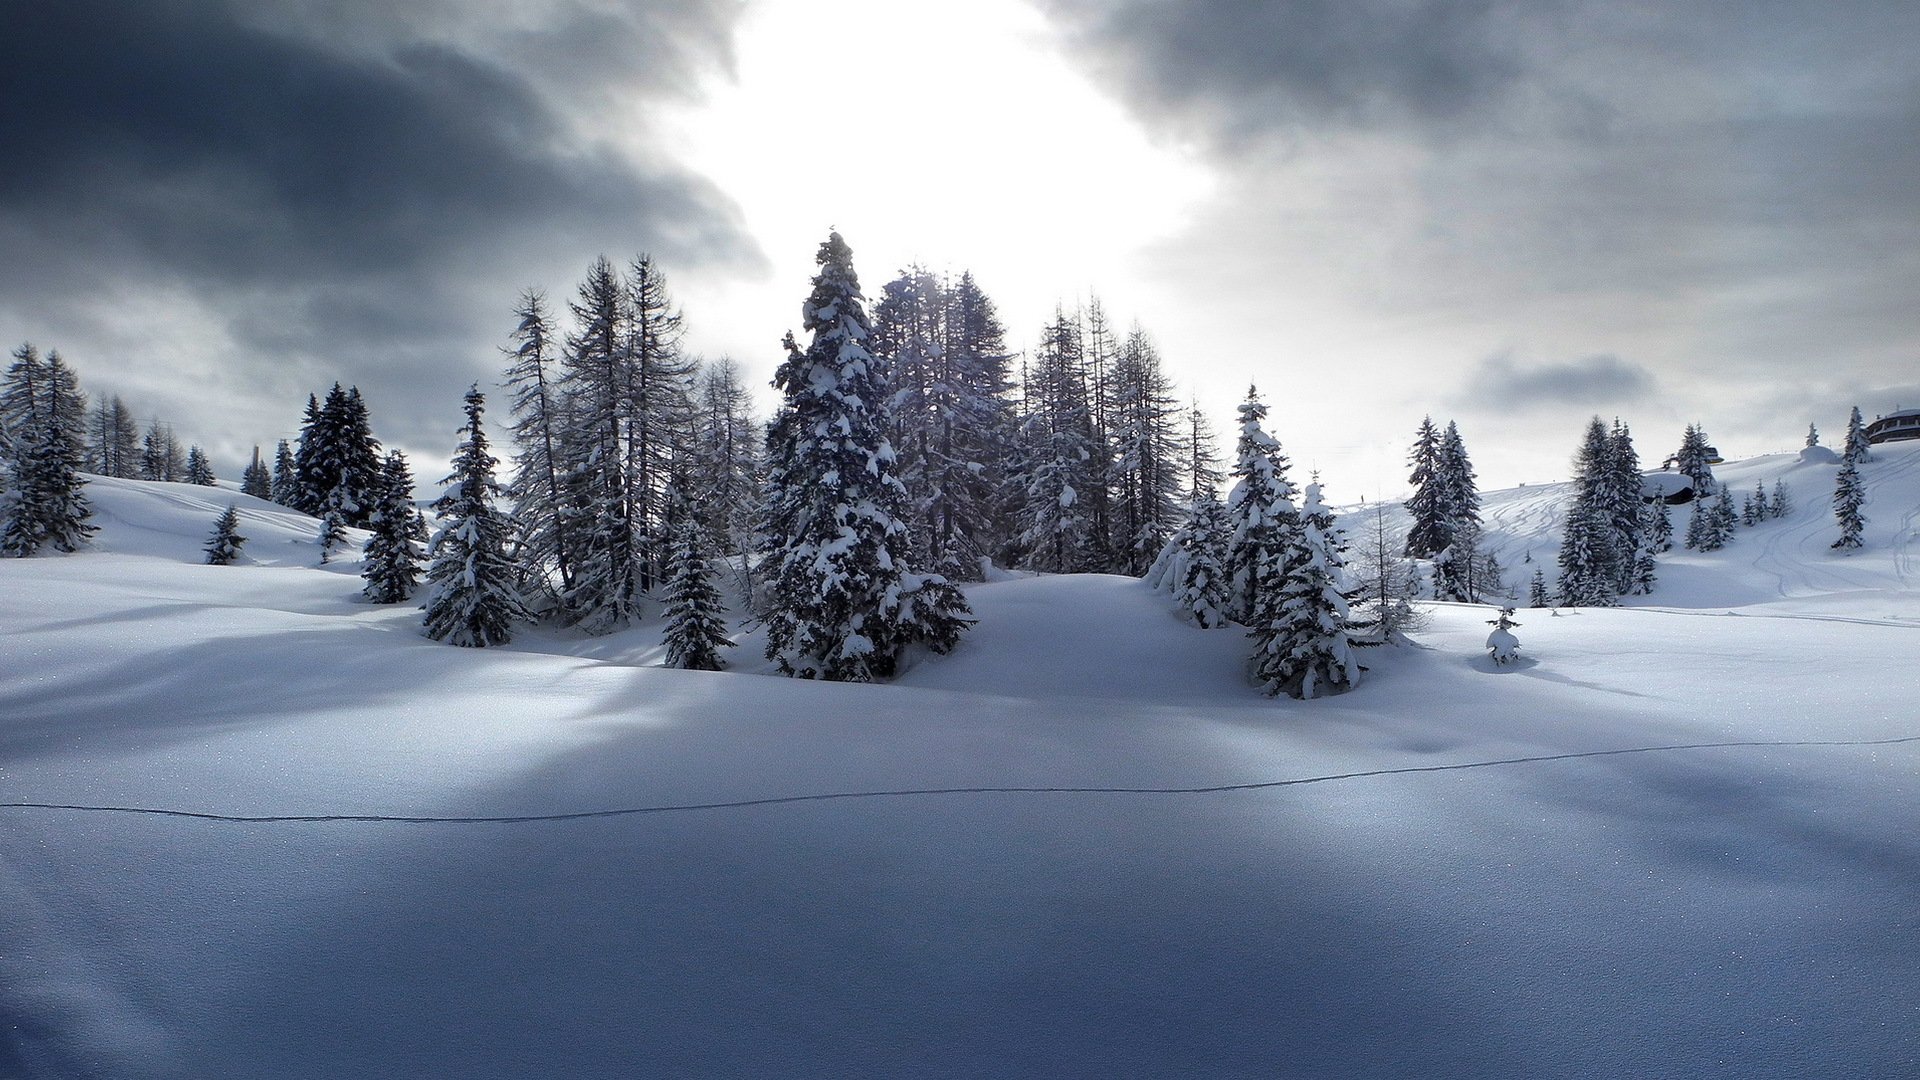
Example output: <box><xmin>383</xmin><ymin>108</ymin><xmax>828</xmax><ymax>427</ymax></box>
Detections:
<box><xmin>1368</xmin><ymin>440</ymin><xmax>1920</xmax><ymax>620</ymax></box>
<box><xmin>2</xmin><ymin>462</ymin><xmax>1917</xmax><ymax>1078</ymax></box>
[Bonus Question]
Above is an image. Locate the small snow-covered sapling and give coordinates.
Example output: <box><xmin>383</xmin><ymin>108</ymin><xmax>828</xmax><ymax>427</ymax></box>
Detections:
<box><xmin>1486</xmin><ymin>606</ymin><xmax>1521</xmax><ymax>666</ymax></box>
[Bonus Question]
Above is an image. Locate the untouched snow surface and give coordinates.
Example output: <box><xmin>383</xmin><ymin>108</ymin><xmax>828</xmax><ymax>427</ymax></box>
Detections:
<box><xmin>3</xmin><ymin>459</ymin><xmax>1919</xmax><ymax>1078</ymax></box>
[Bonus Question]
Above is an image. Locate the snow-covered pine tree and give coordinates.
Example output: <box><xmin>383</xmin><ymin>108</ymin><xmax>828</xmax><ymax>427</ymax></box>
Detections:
<box><xmin>1184</xmin><ymin>402</ymin><xmax>1224</xmax><ymax>505</ymax></box>
<box><xmin>1350</xmin><ymin>504</ymin><xmax>1426</xmax><ymax>642</ymax></box>
<box><xmin>1013</xmin><ymin>308</ymin><xmax>1103</xmax><ymax>573</ymax></box>
<box><xmin>940</xmin><ymin>271</ymin><xmax>1019</xmax><ymax>572</ymax></box>
<box><xmin>424</xmin><ymin>386</ymin><xmax>530</xmax><ymax>646</ymax></box>
<box><xmin>316</xmin><ymin>507</ymin><xmax>349</xmax><ymax>563</ymax></box>
<box><xmin>139</xmin><ymin>422</ymin><xmax>167</xmax><ymax>481</ymax></box>
<box><xmin>1556</xmin><ymin>418</ymin><xmax>1619</xmax><ymax>606</ymax></box>
<box><xmin>659</xmin><ymin>482</ymin><xmax>733</xmax><ymax>671</ymax></box>
<box><xmin>185</xmin><ymin>446</ymin><xmax>216</xmax><ymax>486</ymax></box>
<box><xmin>241</xmin><ymin>446</ymin><xmax>272</xmax><ymax>500</ymax></box>
<box><xmin>205</xmin><ymin>504</ymin><xmax>246</xmax><ymax>565</ymax></box>
<box><xmin>270</xmin><ymin>440</ymin><xmax>298</xmax><ymax>506</ymax></box>
<box><xmin>1</xmin><ymin>342</ymin><xmax>46</xmax><ymax>464</ymax></box>
<box><xmin>1698</xmin><ymin>488</ymin><xmax>1736</xmax><ymax>551</ymax></box>
<box><xmin>1224</xmin><ymin>386</ymin><xmax>1297</xmax><ymax>624</ymax></box>
<box><xmin>1805</xmin><ymin>423</ymin><xmax>1820</xmax><ymax>448</ymax></box>
<box><xmin>290</xmin><ymin>393</ymin><xmax>325</xmax><ymax>513</ymax></box>
<box><xmin>620</xmin><ymin>254</ymin><xmax>696</xmax><ymax>593</ymax></box>
<box><xmin>1166</xmin><ymin>494</ymin><xmax>1233</xmax><ymax>628</ymax></box>
<box><xmin>0</xmin><ymin>346</ymin><xmax>95</xmax><ymax>557</ymax></box>
<box><xmin>1648</xmin><ymin>495</ymin><xmax>1674</xmax><ymax>552</ymax></box>
<box><xmin>1831</xmin><ymin>456</ymin><xmax>1865</xmax><ymax>550</ymax></box>
<box><xmin>1626</xmin><ymin>499</ymin><xmax>1660</xmax><ymax>594</ymax></box>
<box><xmin>558</xmin><ymin>256</ymin><xmax>642</xmax><ymax>633</ymax></box>
<box><xmin>689</xmin><ymin>356</ymin><xmax>763</xmax><ymax>592</ymax></box>
<box><xmin>1403</xmin><ymin>416</ymin><xmax>1447</xmax><ymax>559</ymax></box>
<box><xmin>1251</xmin><ymin>481</ymin><xmax>1359</xmax><ymax>699</ymax></box>
<box><xmin>1743</xmin><ymin>481</ymin><xmax>1765</xmax><ymax>526</ymax></box>
<box><xmin>1528</xmin><ymin>566</ymin><xmax>1551</xmax><ymax>608</ymax></box>
<box><xmin>501</xmin><ymin>287</ymin><xmax>579</xmax><ymax>608</ymax></box>
<box><xmin>1842</xmin><ymin>405</ymin><xmax>1872</xmax><ymax>465</ymax></box>
<box><xmin>1683</xmin><ymin>496</ymin><xmax>1708</xmax><ymax>550</ymax></box>
<box><xmin>362</xmin><ymin>451</ymin><xmax>425</xmax><ymax>604</ymax></box>
<box><xmin>1107</xmin><ymin>325</ymin><xmax>1186</xmax><ymax>576</ymax></box>
<box><xmin>1430</xmin><ymin>420</ymin><xmax>1482</xmax><ymax>601</ymax></box>
<box><xmin>1673</xmin><ymin>424</ymin><xmax>1716</xmax><ymax>496</ymax></box>
<box><xmin>758</xmin><ymin>232</ymin><xmax>973</xmax><ymax>681</ymax></box>
<box><xmin>1604</xmin><ymin>420</ymin><xmax>1646</xmax><ymax>594</ymax></box>
<box><xmin>1770</xmin><ymin>479</ymin><xmax>1791</xmax><ymax>518</ymax></box>
<box><xmin>1079</xmin><ymin>296</ymin><xmax>1119</xmax><ymax>569</ymax></box>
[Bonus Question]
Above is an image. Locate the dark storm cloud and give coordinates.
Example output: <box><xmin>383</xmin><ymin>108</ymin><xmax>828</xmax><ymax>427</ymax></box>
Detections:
<box><xmin>1462</xmin><ymin>352</ymin><xmax>1656</xmax><ymax>413</ymax></box>
<box><xmin>0</xmin><ymin>0</ymin><xmax>758</xmax><ymax>461</ymax></box>
<box><xmin>1037</xmin><ymin>0</ymin><xmax>1548</xmax><ymax>140</ymax></box>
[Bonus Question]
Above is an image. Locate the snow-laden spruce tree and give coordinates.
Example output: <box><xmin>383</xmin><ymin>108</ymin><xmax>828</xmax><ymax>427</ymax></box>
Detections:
<box><xmin>1842</xmin><ymin>405</ymin><xmax>1872</xmax><ymax>465</ymax></box>
<box><xmin>270</xmin><ymin>440</ymin><xmax>298</xmax><ymax>506</ymax></box>
<box><xmin>759</xmin><ymin>232</ymin><xmax>973</xmax><ymax>681</ymax></box>
<box><xmin>1013</xmin><ymin>308</ymin><xmax>1103</xmax><ymax>573</ymax></box>
<box><xmin>1647</xmin><ymin>495</ymin><xmax>1674</xmax><ymax>552</ymax></box>
<box><xmin>1805</xmin><ymin>422</ymin><xmax>1820</xmax><ymax>448</ymax></box>
<box><xmin>205</xmin><ymin>504</ymin><xmax>246</xmax><ymax>565</ymax></box>
<box><xmin>1699</xmin><ymin>488</ymin><xmax>1737</xmax><ymax>551</ymax></box>
<box><xmin>1149</xmin><ymin>492</ymin><xmax>1232</xmax><ymax>628</ymax></box>
<box><xmin>1673</xmin><ymin>424</ymin><xmax>1716</xmax><ymax>495</ymax></box>
<box><xmin>1770</xmin><ymin>479</ymin><xmax>1791</xmax><ymax>518</ymax></box>
<box><xmin>1</xmin><ymin>344</ymin><xmax>96</xmax><ymax>557</ymax></box>
<box><xmin>424</xmin><ymin>386</ymin><xmax>530</xmax><ymax>647</ymax></box>
<box><xmin>362</xmin><ymin>451</ymin><xmax>424</xmax><ymax>604</ymax></box>
<box><xmin>1528</xmin><ymin>566</ymin><xmax>1551</xmax><ymax>608</ymax></box>
<box><xmin>1403</xmin><ymin>416</ymin><xmax>1447</xmax><ymax>561</ymax></box>
<box><xmin>660</xmin><ymin>482</ymin><xmax>733</xmax><ymax>670</ymax></box>
<box><xmin>1603</xmin><ymin>420</ymin><xmax>1646</xmax><ymax>593</ymax></box>
<box><xmin>1224</xmin><ymin>386</ymin><xmax>1296</xmax><ymax>624</ymax></box>
<box><xmin>185</xmin><ymin>446</ymin><xmax>216</xmax><ymax>486</ymax></box>
<box><xmin>1743</xmin><ymin>482</ymin><xmax>1765</xmax><ymax>527</ymax></box>
<box><xmin>1683</xmin><ymin>495</ymin><xmax>1709</xmax><ymax>550</ymax></box>
<box><xmin>1251</xmin><ymin>481</ymin><xmax>1359</xmax><ymax>699</ymax></box>
<box><xmin>1831</xmin><ymin>456</ymin><xmax>1865</xmax><ymax>550</ymax></box>
<box><xmin>1556</xmin><ymin>418</ymin><xmax>1620</xmax><ymax>606</ymax></box>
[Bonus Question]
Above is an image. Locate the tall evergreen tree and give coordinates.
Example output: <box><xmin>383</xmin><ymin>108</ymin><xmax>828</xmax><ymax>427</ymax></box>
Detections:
<box><xmin>184</xmin><ymin>446</ymin><xmax>216</xmax><ymax>486</ymax></box>
<box><xmin>362</xmin><ymin>451</ymin><xmax>425</xmax><ymax>603</ymax></box>
<box><xmin>1013</xmin><ymin>308</ymin><xmax>1102</xmax><ymax>573</ymax></box>
<box><xmin>1403</xmin><ymin>416</ymin><xmax>1447</xmax><ymax>559</ymax></box>
<box><xmin>1152</xmin><ymin>493</ymin><xmax>1233</xmax><ymax>629</ymax></box>
<box><xmin>659</xmin><ymin>482</ymin><xmax>734</xmax><ymax>671</ymax></box>
<box><xmin>559</xmin><ymin>256</ymin><xmax>642</xmax><ymax>632</ymax></box>
<box><xmin>424</xmin><ymin>387</ymin><xmax>530</xmax><ymax>646</ymax></box>
<box><xmin>1556</xmin><ymin>418</ymin><xmax>1619</xmax><ymax>606</ymax></box>
<box><xmin>270</xmin><ymin>440</ymin><xmax>298</xmax><ymax>506</ymax></box>
<box><xmin>205</xmin><ymin>504</ymin><xmax>246</xmax><ymax>565</ymax></box>
<box><xmin>1107</xmin><ymin>326</ymin><xmax>1186</xmax><ymax>576</ymax></box>
<box><xmin>1</xmin><ymin>346</ymin><xmax>95</xmax><ymax>556</ymax></box>
<box><xmin>759</xmin><ymin>232</ymin><xmax>972</xmax><ymax>681</ymax></box>
<box><xmin>1805</xmin><ymin>422</ymin><xmax>1820</xmax><ymax>448</ymax></box>
<box><xmin>1673</xmin><ymin>424</ymin><xmax>1716</xmax><ymax>495</ymax></box>
<box><xmin>1251</xmin><ymin>481</ymin><xmax>1359</xmax><ymax>699</ymax></box>
<box><xmin>502</xmin><ymin>288</ymin><xmax>579</xmax><ymax>606</ymax></box>
<box><xmin>1842</xmin><ymin>405</ymin><xmax>1872</xmax><ymax>465</ymax></box>
<box><xmin>1603</xmin><ymin>420</ymin><xmax>1646</xmax><ymax>594</ymax></box>
<box><xmin>1770</xmin><ymin>479</ymin><xmax>1792</xmax><ymax>519</ymax></box>
<box><xmin>1831</xmin><ymin>456</ymin><xmax>1866</xmax><ymax>550</ymax></box>
<box><xmin>621</xmin><ymin>254</ymin><xmax>696</xmax><ymax>592</ymax></box>
<box><xmin>290</xmin><ymin>393</ymin><xmax>325</xmax><ymax>512</ymax></box>
<box><xmin>1184</xmin><ymin>402</ymin><xmax>1224</xmax><ymax>504</ymax></box>
<box><xmin>1224</xmin><ymin>387</ymin><xmax>1296</xmax><ymax>624</ymax></box>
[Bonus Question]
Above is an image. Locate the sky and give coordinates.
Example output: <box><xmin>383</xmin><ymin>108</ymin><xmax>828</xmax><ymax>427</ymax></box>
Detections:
<box><xmin>5</xmin><ymin>0</ymin><xmax>1917</xmax><ymax>496</ymax></box>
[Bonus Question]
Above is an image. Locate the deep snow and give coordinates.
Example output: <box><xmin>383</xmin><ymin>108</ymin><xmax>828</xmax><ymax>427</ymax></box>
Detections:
<box><xmin>2</xmin><ymin>453</ymin><xmax>1917</xmax><ymax>1078</ymax></box>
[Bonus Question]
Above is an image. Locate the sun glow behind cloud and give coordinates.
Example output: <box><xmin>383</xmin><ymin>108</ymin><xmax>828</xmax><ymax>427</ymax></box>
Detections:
<box><xmin>660</xmin><ymin>0</ymin><xmax>1212</xmax><ymax>387</ymax></box>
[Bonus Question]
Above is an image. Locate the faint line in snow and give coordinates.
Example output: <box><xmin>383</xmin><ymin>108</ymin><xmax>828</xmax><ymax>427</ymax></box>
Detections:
<box><xmin>3</xmin><ymin>735</ymin><xmax>1916</xmax><ymax>825</ymax></box>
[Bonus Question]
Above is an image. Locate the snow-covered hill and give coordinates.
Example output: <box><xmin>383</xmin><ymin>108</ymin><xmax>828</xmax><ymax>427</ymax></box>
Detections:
<box><xmin>1366</xmin><ymin>440</ymin><xmax>1920</xmax><ymax>619</ymax></box>
<box><xmin>2</xmin><ymin>452</ymin><xmax>1917</xmax><ymax>1078</ymax></box>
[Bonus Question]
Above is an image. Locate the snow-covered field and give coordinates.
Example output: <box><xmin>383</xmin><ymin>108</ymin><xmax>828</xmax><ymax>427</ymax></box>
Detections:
<box><xmin>4</xmin><ymin>449</ymin><xmax>1918</xmax><ymax>1078</ymax></box>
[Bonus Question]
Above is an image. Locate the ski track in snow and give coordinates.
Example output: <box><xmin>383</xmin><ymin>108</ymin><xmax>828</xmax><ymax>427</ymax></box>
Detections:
<box><xmin>6</xmin><ymin>733</ymin><xmax>1915</xmax><ymax>824</ymax></box>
